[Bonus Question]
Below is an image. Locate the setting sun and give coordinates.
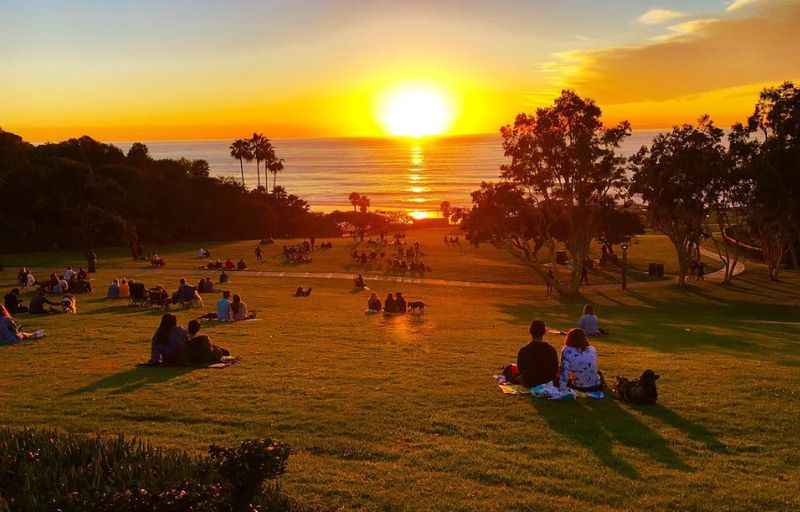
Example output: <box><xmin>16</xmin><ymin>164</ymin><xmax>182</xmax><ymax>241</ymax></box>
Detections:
<box><xmin>379</xmin><ymin>86</ymin><xmax>453</xmax><ymax>137</ymax></box>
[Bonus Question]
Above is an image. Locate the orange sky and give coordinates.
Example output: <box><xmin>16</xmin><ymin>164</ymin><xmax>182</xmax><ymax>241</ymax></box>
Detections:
<box><xmin>2</xmin><ymin>0</ymin><xmax>798</xmax><ymax>141</ymax></box>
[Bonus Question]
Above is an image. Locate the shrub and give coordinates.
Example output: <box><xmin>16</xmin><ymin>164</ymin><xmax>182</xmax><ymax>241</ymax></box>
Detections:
<box><xmin>0</xmin><ymin>428</ymin><xmax>303</xmax><ymax>512</ymax></box>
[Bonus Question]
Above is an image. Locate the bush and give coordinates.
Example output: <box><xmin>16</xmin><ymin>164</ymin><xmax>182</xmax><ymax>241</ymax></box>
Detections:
<box><xmin>0</xmin><ymin>429</ymin><xmax>310</xmax><ymax>512</ymax></box>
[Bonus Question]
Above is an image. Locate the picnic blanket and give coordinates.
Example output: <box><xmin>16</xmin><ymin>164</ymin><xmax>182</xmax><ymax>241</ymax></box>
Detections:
<box><xmin>495</xmin><ymin>376</ymin><xmax>604</xmax><ymax>400</ymax></box>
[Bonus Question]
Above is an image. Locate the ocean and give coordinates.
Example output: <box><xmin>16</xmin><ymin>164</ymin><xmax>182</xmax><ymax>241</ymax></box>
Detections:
<box><xmin>113</xmin><ymin>131</ymin><xmax>660</xmax><ymax>217</ymax></box>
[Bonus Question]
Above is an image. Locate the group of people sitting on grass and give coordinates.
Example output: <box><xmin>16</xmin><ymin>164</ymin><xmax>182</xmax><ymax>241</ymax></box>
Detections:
<box><xmin>16</xmin><ymin>268</ymin><xmax>37</xmax><ymax>288</ymax></box>
<box><xmin>443</xmin><ymin>235</ymin><xmax>461</xmax><ymax>245</ymax></box>
<box><xmin>366</xmin><ymin>292</ymin><xmax>410</xmax><ymax>314</ymax></box>
<box><xmin>507</xmin><ymin>306</ymin><xmax>608</xmax><ymax>393</ymax></box>
<box><xmin>148</xmin><ymin>314</ymin><xmax>230</xmax><ymax>365</ymax></box>
<box><xmin>213</xmin><ymin>290</ymin><xmax>255</xmax><ymax>321</ymax></box>
<box><xmin>149</xmin><ymin>253</ymin><xmax>165</xmax><ymax>267</ymax></box>
<box><xmin>283</xmin><ymin>241</ymin><xmax>313</xmax><ymax>264</ymax></box>
<box><xmin>38</xmin><ymin>267</ymin><xmax>92</xmax><ymax>294</ymax></box>
<box><xmin>202</xmin><ymin>258</ymin><xmax>247</xmax><ymax>271</ymax></box>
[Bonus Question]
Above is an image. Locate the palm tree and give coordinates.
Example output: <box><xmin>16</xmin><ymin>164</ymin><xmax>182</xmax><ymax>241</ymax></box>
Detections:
<box><xmin>267</xmin><ymin>157</ymin><xmax>285</xmax><ymax>191</ymax></box>
<box><xmin>440</xmin><ymin>201</ymin><xmax>452</xmax><ymax>223</ymax></box>
<box><xmin>358</xmin><ymin>195</ymin><xmax>370</xmax><ymax>213</ymax></box>
<box><xmin>249</xmin><ymin>133</ymin><xmax>267</xmax><ymax>190</ymax></box>
<box><xmin>348</xmin><ymin>192</ymin><xmax>361</xmax><ymax>212</ymax></box>
<box><xmin>229</xmin><ymin>139</ymin><xmax>253</xmax><ymax>187</ymax></box>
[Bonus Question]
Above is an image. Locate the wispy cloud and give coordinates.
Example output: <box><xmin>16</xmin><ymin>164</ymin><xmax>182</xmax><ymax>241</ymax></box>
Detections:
<box><xmin>727</xmin><ymin>0</ymin><xmax>761</xmax><ymax>11</ymax></box>
<box><xmin>545</xmin><ymin>1</ymin><xmax>800</xmax><ymax>105</ymax></box>
<box><xmin>637</xmin><ymin>8</ymin><xmax>686</xmax><ymax>25</ymax></box>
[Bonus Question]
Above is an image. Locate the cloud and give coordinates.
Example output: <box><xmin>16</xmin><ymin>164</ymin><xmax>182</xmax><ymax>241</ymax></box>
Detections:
<box><xmin>637</xmin><ymin>8</ymin><xmax>686</xmax><ymax>25</ymax></box>
<box><xmin>727</xmin><ymin>0</ymin><xmax>761</xmax><ymax>11</ymax></box>
<box><xmin>547</xmin><ymin>0</ymin><xmax>800</xmax><ymax>106</ymax></box>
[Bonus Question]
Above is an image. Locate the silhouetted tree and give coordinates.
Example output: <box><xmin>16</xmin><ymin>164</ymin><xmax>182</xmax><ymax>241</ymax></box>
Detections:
<box><xmin>267</xmin><ymin>156</ymin><xmax>285</xmax><ymax>191</ymax></box>
<box><xmin>250</xmin><ymin>133</ymin><xmax>267</xmax><ymax>190</ymax></box>
<box><xmin>230</xmin><ymin>139</ymin><xmax>253</xmax><ymax>187</ymax></box>
<box><xmin>348</xmin><ymin>192</ymin><xmax>361</xmax><ymax>212</ymax></box>
<box><xmin>439</xmin><ymin>201</ymin><xmax>451</xmax><ymax>223</ymax></box>
<box><xmin>358</xmin><ymin>195</ymin><xmax>370</xmax><ymax>214</ymax></box>
<box><xmin>728</xmin><ymin>82</ymin><xmax>800</xmax><ymax>280</ymax></box>
<box><xmin>466</xmin><ymin>90</ymin><xmax>631</xmax><ymax>295</ymax></box>
<box><xmin>629</xmin><ymin>116</ymin><xmax>727</xmax><ymax>286</ymax></box>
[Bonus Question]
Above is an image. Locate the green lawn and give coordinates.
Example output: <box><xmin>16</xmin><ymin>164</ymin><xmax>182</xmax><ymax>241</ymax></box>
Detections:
<box><xmin>1</xmin><ymin>230</ymin><xmax>798</xmax><ymax>511</ymax></box>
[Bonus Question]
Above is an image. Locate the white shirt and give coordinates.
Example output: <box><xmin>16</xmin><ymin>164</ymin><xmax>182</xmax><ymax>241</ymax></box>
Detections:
<box><xmin>63</xmin><ymin>269</ymin><xmax>75</xmax><ymax>281</ymax></box>
<box><xmin>559</xmin><ymin>345</ymin><xmax>601</xmax><ymax>389</ymax></box>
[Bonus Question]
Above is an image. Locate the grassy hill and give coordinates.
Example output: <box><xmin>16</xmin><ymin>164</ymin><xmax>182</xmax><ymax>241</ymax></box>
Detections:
<box><xmin>1</xmin><ymin>228</ymin><xmax>798</xmax><ymax>511</ymax></box>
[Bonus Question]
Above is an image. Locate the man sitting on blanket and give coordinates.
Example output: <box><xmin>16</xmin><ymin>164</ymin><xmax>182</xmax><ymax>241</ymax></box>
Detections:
<box><xmin>516</xmin><ymin>320</ymin><xmax>559</xmax><ymax>388</ymax></box>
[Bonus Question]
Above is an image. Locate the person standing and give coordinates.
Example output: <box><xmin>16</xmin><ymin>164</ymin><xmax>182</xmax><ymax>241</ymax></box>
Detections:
<box><xmin>86</xmin><ymin>250</ymin><xmax>97</xmax><ymax>273</ymax></box>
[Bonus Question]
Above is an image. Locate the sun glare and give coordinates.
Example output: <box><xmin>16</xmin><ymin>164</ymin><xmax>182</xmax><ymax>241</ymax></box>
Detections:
<box><xmin>379</xmin><ymin>86</ymin><xmax>453</xmax><ymax>137</ymax></box>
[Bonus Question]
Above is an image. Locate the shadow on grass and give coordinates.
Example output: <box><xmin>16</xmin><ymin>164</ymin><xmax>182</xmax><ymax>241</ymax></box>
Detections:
<box><xmin>637</xmin><ymin>404</ymin><xmax>727</xmax><ymax>453</ymax></box>
<box><xmin>531</xmin><ymin>398</ymin><xmax>691</xmax><ymax>478</ymax></box>
<box><xmin>65</xmin><ymin>366</ymin><xmax>193</xmax><ymax>395</ymax></box>
<box><xmin>496</xmin><ymin>289</ymin><xmax>800</xmax><ymax>357</ymax></box>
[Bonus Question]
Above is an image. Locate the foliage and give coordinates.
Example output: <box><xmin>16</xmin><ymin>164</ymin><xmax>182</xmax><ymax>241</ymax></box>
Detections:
<box><xmin>464</xmin><ymin>90</ymin><xmax>632</xmax><ymax>294</ymax></box>
<box><xmin>629</xmin><ymin>116</ymin><xmax>728</xmax><ymax>286</ymax></box>
<box><xmin>0</xmin><ymin>428</ymin><xmax>309</xmax><ymax>512</ymax></box>
<box><xmin>0</xmin><ymin>131</ymin><xmax>326</xmax><ymax>251</ymax></box>
<box><xmin>728</xmin><ymin>81</ymin><xmax>800</xmax><ymax>280</ymax></box>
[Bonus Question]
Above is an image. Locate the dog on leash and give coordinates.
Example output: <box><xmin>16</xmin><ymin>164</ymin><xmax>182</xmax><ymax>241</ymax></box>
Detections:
<box><xmin>408</xmin><ymin>301</ymin><xmax>426</xmax><ymax>314</ymax></box>
<box><xmin>613</xmin><ymin>370</ymin><xmax>659</xmax><ymax>405</ymax></box>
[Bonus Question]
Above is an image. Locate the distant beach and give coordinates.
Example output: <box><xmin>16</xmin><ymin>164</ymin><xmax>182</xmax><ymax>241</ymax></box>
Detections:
<box><xmin>114</xmin><ymin>131</ymin><xmax>661</xmax><ymax>216</ymax></box>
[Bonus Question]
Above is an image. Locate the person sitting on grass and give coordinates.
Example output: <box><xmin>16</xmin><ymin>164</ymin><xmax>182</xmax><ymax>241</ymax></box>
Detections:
<box><xmin>119</xmin><ymin>279</ymin><xmax>130</xmax><ymax>299</ymax></box>
<box><xmin>354</xmin><ymin>274</ymin><xmax>366</xmax><ymax>289</ymax></box>
<box><xmin>107</xmin><ymin>279</ymin><xmax>120</xmax><ymax>299</ymax></box>
<box><xmin>516</xmin><ymin>320</ymin><xmax>559</xmax><ymax>388</ymax></box>
<box><xmin>578</xmin><ymin>304</ymin><xmax>606</xmax><ymax>337</ymax></box>
<box><xmin>29</xmin><ymin>289</ymin><xmax>60</xmax><ymax>314</ymax></box>
<box><xmin>237</xmin><ymin>259</ymin><xmax>247</xmax><ymax>271</ymax></box>
<box><xmin>367</xmin><ymin>293</ymin><xmax>382</xmax><ymax>313</ymax></box>
<box><xmin>384</xmin><ymin>293</ymin><xmax>396</xmax><ymax>313</ymax></box>
<box><xmin>185</xmin><ymin>320</ymin><xmax>230</xmax><ymax>365</ymax></box>
<box><xmin>224</xmin><ymin>258</ymin><xmax>235</xmax><ymax>270</ymax></box>
<box><xmin>231</xmin><ymin>294</ymin><xmax>254</xmax><ymax>321</ymax></box>
<box><xmin>148</xmin><ymin>313</ymin><xmax>187</xmax><ymax>365</ymax></box>
<box><xmin>216</xmin><ymin>290</ymin><xmax>232</xmax><ymax>322</ymax></box>
<box><xmin>4</xmin><ymin>288</ymin><xmax>28</xmax><ymax>315</ymax></box>
<box><xmin>559</xmin><ymin>328</ymin><xmax>603</xmax><ymax>392</ymax></box>
<box><xmin>219</xmin><ymin>270</ymin><xmax>230</xmax><ymax>284</ymax></box>
<box><xmin>395</xmin><ymin>292</ymin><xmax>407</xmax><ymax>314</ymax></box>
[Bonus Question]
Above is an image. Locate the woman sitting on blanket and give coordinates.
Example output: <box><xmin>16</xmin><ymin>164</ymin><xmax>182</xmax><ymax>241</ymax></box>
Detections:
<box><xmin>559</xmin><ymin>328</ymin><xmax>603</xmax><ymax>392</ymax></box>
<box><xmin>367</xmin><ymin>293</ymin><xmax>382</xmax><ymax>313</ymax></box>
<box><xmin>578</xmin><ymin>304</ymin><xmax>607</xmax><ymax>337</ymax></box>
<box><xmin>231</xmin><ymin>294</ymin><xmax>255</xmax><ymax>321</ymax></box>
<box><xmin>185</xmin><ymin>320</ymin><xmax>230</xmax><ymax>364</ymax></box>
<box><xmin>149</xmin><ymin>313</ymin><xmax>188</xmax><ymax>365</ymax></box>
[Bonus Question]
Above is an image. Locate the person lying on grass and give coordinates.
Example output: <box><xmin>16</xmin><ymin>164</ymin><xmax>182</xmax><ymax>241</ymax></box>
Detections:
<box><xmin>559</xmin><ymin>328</ymin><xmax>604</xmax><ymax>392</ymax></box>
<box><xmin>578</xmin><ymin>304</ymin><xmax>607</xmax><ymax>337</ymax></box>
<box><xmin>231</xmin><ymin>294</ymin><xmax>255</xmax><ymax>321</ymax></box>
<box><xmin>185</xmin><ymin>320</ymin><xmax>230</xmax><ymax>364</ymax></box>
<box><xmin>516</xmin><ymin>320</ymin><xmax>559</xmax><ymax>388</ymax></box>
<box><xmin>149</xmin><ymin>313</ymin><xmax>187</xmax><ymax>365</ymax></box>
<box><xmin>0</xmin><ymin>305</ymin><xmax>44</xmax><ymax>343</ymax></box>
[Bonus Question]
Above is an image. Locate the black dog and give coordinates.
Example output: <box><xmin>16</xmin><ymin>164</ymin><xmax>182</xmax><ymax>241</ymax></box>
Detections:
<box><xmin>408</xmin><ymin>301</ymin><xmax>425</xmax><ymax>314</ymax></box>
<box><xmin>613</xmin><ymin>370</ymin><xmax>659</xmax><ymax>405</ymax></box>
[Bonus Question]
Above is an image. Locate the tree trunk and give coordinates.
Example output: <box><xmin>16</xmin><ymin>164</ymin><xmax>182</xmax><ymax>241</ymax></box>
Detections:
<box><xmin>256</xmin><ymin>161</ymin><xmax>261</xmax><ymax>189</ymax></box>
<box><xmin>674</xmin><ymin>241</ymin><xmax>690</xmax><ymax>287</ymax></box>
<box><xmin>239</xmin><ymin>159</ymin><xmax>245</xmax><ymax>187</ymax></box>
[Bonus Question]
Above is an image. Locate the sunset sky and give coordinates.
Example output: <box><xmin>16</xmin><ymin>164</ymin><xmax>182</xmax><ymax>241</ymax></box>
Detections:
<box><xmin>2</xmin><ymin>0</ymin><xmax>798</xmax><ymax>141</ymax></box>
